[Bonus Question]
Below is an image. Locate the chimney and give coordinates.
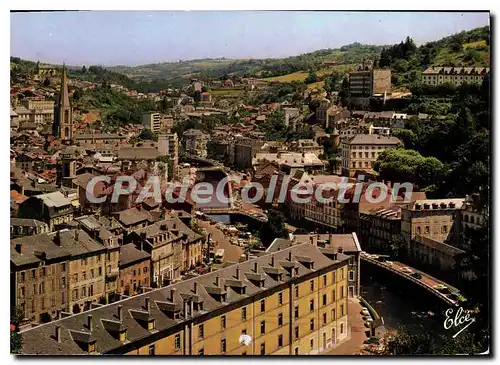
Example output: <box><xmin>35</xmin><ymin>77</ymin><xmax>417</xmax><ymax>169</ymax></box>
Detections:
<box><xmin>54</xmin><ymin>231</ymin><xmax>61</xmax><ymax>246</ymax></box>
<box><xmin>329</xmin><ymin>234</ymin><xmax>334</xmax><ymax>247</ymax></box>
<box><xmin>215</xmin><ymin>276</ymin><xmax>220</xmax><ymax>287</ymax></box>
<box><xmin>254</xmin><ymin>262</ymin><xmax>258</xmax><ymax>273</ymax></box>
<box><xmin>184</xmin><ymin>300</ymin><xmax>189</xmax><ymax>318</ymax></box>
<box><xmin>137</xmin><ymin>204</ymin><xmax>142</xmax><ymax>211</ymax></box>
<box><xmin>288</xmin><ymin>251</ymin><xmax>292</xmax><ymax>261</ymax></box>
<box><xmin>74</xmin><ymin>230</ymin><xmax>79</xmax><ymax>241</ymax></box>
<box><xmin>271</xmin><ymin>255</ymin><xmax>275</xmax><ymax>267</ymax></box>
<box><xmin>310</xmin><ymin>235</ymin><xmax>317</xmax><ymax>246</ymax></box>
<box><xmin>170</xmin><ymin>288</ymin><xmax>176</xmax><ymax>302</ymax></box>
<box><xmin>160</xmin><ymin>224</ymin><xmax>167</xmax><ymax>231</ymax></box>
<box><xmin>118</xmin><ymin>305</ymin><xmax>123</xmax><ymax>322</ymax></box>
<box><xmin>189</xmin><ymin>299</ymin><xmax>194</xmax><ymax>316</ymax></box>
<box><xmin>15</xmin><ymin>243</ymin><xmax>23</xmax><ymax>254</ymax></box>
<box><xmin>55</xmin><ymin>326</ymin><xmax>61</xmax><ymax>343</ymax></box>
<box><xmin>338</xmin><ymin>247</ymin><xmax>343</xmax><ymax>254</ymax></box>
<box><xmin>193</xmin><ymin>282</ymin><xmax>198</xmax><ymax>294</ymax></box>
<box><xmin>56</xmin><ymin>309</ymin><xmax>61</xmax><ymax>320</ymax></box>
<box><xmin>87</xmin><ymin>315</ymin><xmax>93</xmax><ymax>333</ymax></box>
<box><xmin>236</xmin><ymin>267</ymin><xmax>240</xmax><ymax>280</ymax></box>
<box><xmin>145</xmin><ymin>297</ymin><xmax>150</xmax><ymax>312</ymax></box>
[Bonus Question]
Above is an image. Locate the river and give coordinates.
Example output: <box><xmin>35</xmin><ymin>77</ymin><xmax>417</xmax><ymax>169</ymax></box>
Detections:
<box><xmin>361</xmin><ymin>273</ymin><xmax>447</xmax><ymax>336</ymax></box>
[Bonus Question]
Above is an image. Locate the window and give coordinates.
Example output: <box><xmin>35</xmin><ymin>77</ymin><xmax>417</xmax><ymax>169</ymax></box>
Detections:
<box><xmin>82</xmin><ymin>271</ymin><xmax>86</xmax><ymax>280</ymax></box>
<box><xmin>295</xmin><ymin>286</ymin><xmax>299</xmax><ymax>297</ymax></box>
<box><xmin>144</xmin><ymin>267</ymin><xmax>148</xmax><ymax>274</ymax></box>
<box><xmin>90</xmin><ymin>269</ymin><xmax>94</xmax><ymax>279</ymax></box>
<box><xmin>341</xmin><ymin>268</ymin><xmax>344</xmax><ymax>280</ymax></box>
<box><xmin>340</xmin><ymin>323</ymin><xmax>344</xmax><ymax>334</ymax></box>
<box><xmin>323</xmin><ymin>312</ymin><xmax>327</xmax><ymax>325</ymax></box>
<box><xmin>443</xmin><ymin>225</ymin><xmax>448</xmax><ymax>233</ymax></box>
<box><xmin>278</xmin><ymin>292</ymin><xmax>283</xmax><ymax>305</ymax></box>
<box><xmin>221</xmin><ymin>315</ymin><xmax>226</xmax><ymax>329</ymax></box>
<box><xmin>221</xmin><ymin>338</ymin><xmax>226</xmax><ymax>354</ymax></box>
<box><xmin>310</xmin><ymin>318</ymin><xmax>315</xmax><ymax>331</ymax></box>
<box><xmin>278</xmin><ymin>313</ymin><xmax>283</xmax><ymax>326</ymax></box>
<box><xmin>260</xmin><ymin>320</ymin><xmax>266</xmax><ymax>334</ymax></box>
<box><xmin>39</xmin><ymin>282</ymin><xmax>45</xmax><ymax>294</ymax></box>
<box><xmin>341</xmin><ymin>304</ymin><xmax>344</xmax><ymax>316</ymax></box>
<box><xmin>198</xmin><ymin>348</ymin><xmax>204</xmax><ymax>355</ymax></box>
<box><xmin>198</xmin><ymin>324</ymin><xmax>204</xmax><ymax>339</ymax></box>
<box><xmin>31</xmin><ymin>270</ymin><xmax>36</xmax><ymax>279</ymax></box>
<box><xmin>310</xmin><ymin>299</ymin><xmax>314</xmax><ymax>312</ymax></box>
<box><xmin>294</xmin><ymin>306</ymin><xmax>299</xmax><ymax>319</ymax></box>
<box><xmin>241</xmin><ymin>306</ymin><xmax>247</xmax><ymax>320</ymax></box>
<box><xmin>310</xmin><ymin>280</ymin><xmax>314</xmax><ymax>292</ymax></box>
<box><xmin>260</xmin><ymin>299</ymin><xmax>265</xmax><ymax>312</ymax></box>
<box><xmin>340</xmin><ymin>286</ymin><xmax>344</xmax><ymax>298</ymax></box>
<box><xmin>89</xmin><ymin>284</ymin><xmax>93</xmax><ymax>296</ymax></box>
<box><xmin>323</xmin><ymin>275</ymin><xmax>327</xmax><ymax>286</ymax></box>
<box><xmin>61</xmin><ymin>277</ymin><xmax>66</xmax><ymax>288</ymax></box>
<box><xmin>148</xmin><ymin>344</ymin><xmax>156</xmax><ymax>355</ymax></box>
<box><xmin>61</xmin><ymin>263</ymin><xmax>66</xmax><ymax>272</ymax></box>
<box><xmin>310</xmin><ymin>338</ymin><xmax>314</xmax><ymax>350</ymax></box>
<box><xmin>260</xmin><ymin>342</ymin><xmax>266</xmax><ymax>355</ymax></box>
<box><xmin>82</xmin><ymin>287</ymin><xmax>86</xmax><ymax>297</ymax></box>
<box><xmin>332</xmin><ymin>271</ymin><xmax>336</xmax><ymax>283</ymax></box>
<box><xmin>174</xmin><ymin>334</ymin><xmax>181</xmax><ymax>351</ymax></box>
<box><xmin>61</xmin><ymin>292</ymin><xmax>66</xmax><ymax>304</ymax></box>
<box><xmin>349</xmin><ymin>271</ymin><xmax>354</xmax><ymax>281</ymax></box>
<box><xmin>278</xmin><ymin>334</ymin><xmax>283</xmax><ymax>348</ymax></box>
<box><xmin>98</xmin><ymin>267</ymin><xmax>102</xmax><ymax>276</ymax></box>
<box><xmin>41</xmin><ymin>267</ymin><xmax>46</xmax><ymax>276</ymax></box>
<box><xmin>20</xmin><ymin>287</ymin><xmax>25</xmax><ymax>298</ymax></box>
<box><xmin>332</xmin><ymin>309</ymin><xmax>336</xmax><ymax>320</ymax></box>
<box><xmin>322</xmin><ymin>294</ymin><xmax>327</xmax><ymax>306</ymax></box>
<box><xmin>294</xmin><ymin>326</ymin><xmax>299</xmax><ymax>339</ymax></box>
<box><xmin>425</xmin><ymin>226</ymin><xmax>430</xmax><ymax>234</ymax></box>
<box><xmin>20</xmin><ymin>272</ymin><xmax>25</xmax><ymax>282</ymax></box>
<box><xmin>241</xmin><ymin>329</ymin><xmax>247</xmax><ymax>335</ymax></box>
<box><xmin>81</xmin><ymin>258</ymin><xmax>87</xmax><ymax>266</ymax></box>
<box><xmin>416</xmin><ymin>226</ymin><xmax>421</xmax><ymax>234</ymax></box>
<box><xmin>295</xmin><ymin>347</ymin><xmax>299</xmax><ymax>355</ymax></box>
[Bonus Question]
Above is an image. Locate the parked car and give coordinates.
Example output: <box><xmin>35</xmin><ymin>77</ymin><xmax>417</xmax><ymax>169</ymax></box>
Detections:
<box><xmin>400</xmin><ymin>267</ymin><xmax>413</xmax><ymax>274</ymax></box>
<box><xmin>411</xmin><ymin>272</ymin><xmax>423</xmax><ymax>280</ymax></box>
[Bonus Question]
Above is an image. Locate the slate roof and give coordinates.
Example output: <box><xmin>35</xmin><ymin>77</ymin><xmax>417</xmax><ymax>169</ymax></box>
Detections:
<box><xmin>119</xmin><ymin>244</ymin><xmax>151</xmax><ymax>267</ymax></box>
<box><xmin>11</xmin><ymin>229</ymin><xmax>106</xmax><ymax>268</ymax></box>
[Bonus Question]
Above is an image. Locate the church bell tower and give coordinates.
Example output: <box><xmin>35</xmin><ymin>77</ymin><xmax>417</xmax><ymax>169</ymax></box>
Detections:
<box><xmin>53</xmin><ymin>64</ymin><xmax>73</xmax><ymax>141</ymax></box>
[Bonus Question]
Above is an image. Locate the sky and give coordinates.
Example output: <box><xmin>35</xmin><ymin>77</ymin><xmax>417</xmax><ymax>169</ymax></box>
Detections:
<box><xmin>10</xmin><ymin>11</ymin><xmax>490</xmax><ymax>66</ymax></box>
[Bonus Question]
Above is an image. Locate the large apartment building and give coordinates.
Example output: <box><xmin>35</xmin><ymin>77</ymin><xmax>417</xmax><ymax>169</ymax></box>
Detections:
<box><xmin>142</xmin><ymin>112</ymin><xmax>162</xmax><ymax>133</ymax></box>
<box><xmin>20</xmin><ymin>243</ymin><xmax>350</xmax><ymax>355</ymax></box>
<box><xmin>349</xmin><ymin>68</ymin><xmax>391</xmax><ymax>98</ymax></box>
<box><xmin>400</xmin><ymin>198</ymin><xmax>466</xmax><ymax>272</ymax></box>
<box><xmin>340</xmin><ymin>134</ymin><xmax>401</xmax><ymax>177</ymax></box>
<box><xmin>421</xmin><ymin>66</ymin><xmax>489</xmax><ymax>86</ymax></box>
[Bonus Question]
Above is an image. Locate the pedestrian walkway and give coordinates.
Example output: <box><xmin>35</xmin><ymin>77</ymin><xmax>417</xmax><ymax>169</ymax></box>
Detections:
<box><xmin>322</xmin><ymin>298</ymin><xmax>369</xmax><ymax>355</ymax></box>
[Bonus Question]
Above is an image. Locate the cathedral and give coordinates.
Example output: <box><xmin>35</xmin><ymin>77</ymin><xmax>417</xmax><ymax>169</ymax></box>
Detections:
<box><xmin>52</xmin><ymin>64</ymin><xmax>73</xmax><ymax>141</ymax></box>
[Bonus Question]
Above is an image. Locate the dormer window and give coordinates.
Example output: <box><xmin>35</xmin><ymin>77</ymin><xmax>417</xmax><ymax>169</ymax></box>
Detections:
<box><xmin>119</xmin><ymin>330</ymin><xmax>127</xmax><ymax>343</ymax></box>
<box><xmin>147</xmin><ymin>319</ymin><xmax>155</xmax><ymax>331</ymax></box>
<box><xmin>88</xmin><ymin>343</ymin><xmax>96</xmax><ymax>353</ymax></box>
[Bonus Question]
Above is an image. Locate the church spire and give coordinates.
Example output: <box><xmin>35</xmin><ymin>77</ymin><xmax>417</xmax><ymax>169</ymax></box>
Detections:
<box><xmin>58</xmin><ymin>63</ymin><xmax>70</xmax><ymax>106</ymax></box>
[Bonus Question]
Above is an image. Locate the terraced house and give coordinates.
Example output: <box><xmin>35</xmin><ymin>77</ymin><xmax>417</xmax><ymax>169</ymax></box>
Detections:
<box><xmin>11</xmin><ymin>229</ymin><xmax>118</xmax><ymax>324</ymax></box>
<box><xmin>19</xmin><ymin>243</ymin><xmax>350</xmax><ymax>355</ymax></box>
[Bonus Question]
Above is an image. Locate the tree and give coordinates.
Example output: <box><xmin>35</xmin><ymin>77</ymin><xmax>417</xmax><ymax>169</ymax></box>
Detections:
<box><xmin>11</xmin><ymin>331</ymin><xmax>22</xmax><ymax>354</ymax></box>
<box><xmin>82</xmin><ymin>65</ymin><xmax>87</xmax><ymax>73</ymax></box>
<box><xmin>259</xmin><ymin>209</ymin><xmax>288</xmax><ymax>247</ymax></box>
<box><xmin>139</xmin><ymin>129</ymin><xmax>155</xmax><ymax>141</ymax></box>
<box><xmin>304</xmin><ymin>70</ymin><xmax>318</xmax><ymax>84</ymax></box>
<box><xmin>382</xmin><ymin>325</ymin><xmax>486</xmax><ymax>355</ymax></box>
